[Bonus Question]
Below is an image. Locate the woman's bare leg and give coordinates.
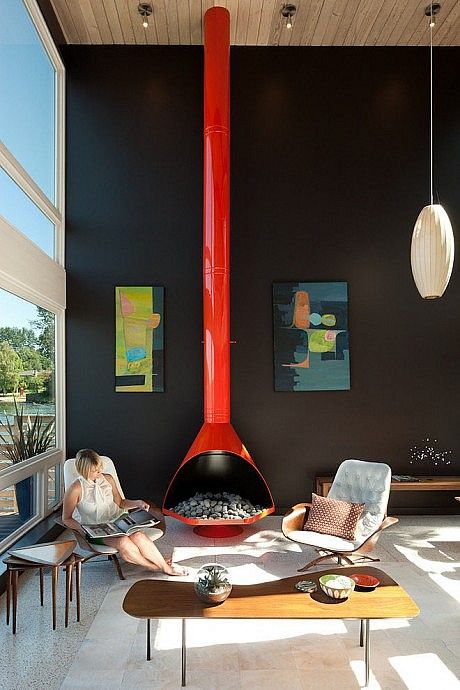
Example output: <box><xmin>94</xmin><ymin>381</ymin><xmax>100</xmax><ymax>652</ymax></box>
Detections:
<box><xmin>129</xmin><ymin>532</ymin><xmax>188</xmax><ymax>575</ymax></box>
<box><xmin>103</xmin><ymin>536</ymin><xmax>162</xmax><ymax>572</ymax></box>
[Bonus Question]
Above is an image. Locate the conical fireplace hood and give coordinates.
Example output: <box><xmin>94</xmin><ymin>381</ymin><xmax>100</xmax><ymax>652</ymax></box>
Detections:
<box><xmin>163</xmin><ymin>7</ymin><xmax>274</xmax><ymax>534</ymax></box>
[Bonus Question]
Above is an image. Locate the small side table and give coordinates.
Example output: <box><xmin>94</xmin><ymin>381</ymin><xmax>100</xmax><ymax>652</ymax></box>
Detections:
<box><xmin>4</xmin><ymin>551</ymin><xmax>84</xmax><ymax>634</ymax></box>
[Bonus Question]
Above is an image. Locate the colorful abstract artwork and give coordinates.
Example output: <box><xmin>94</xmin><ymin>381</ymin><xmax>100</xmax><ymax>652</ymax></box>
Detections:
<box><xmin>115</xmin><ymin>286</ymin><xmax>164</xmax><ymax>392</ymax></box>
<box><xmin>273</xmin><ymin>282</ymin><xmax>350</xmax><ymax>392</ymax></box>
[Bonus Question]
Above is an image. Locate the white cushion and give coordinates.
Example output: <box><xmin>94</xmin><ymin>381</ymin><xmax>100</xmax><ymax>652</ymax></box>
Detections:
<box><xmin>328</xmin><ymin>459</ymin><xmax>391</xmax><ymax>543</ymax></box>
<box><xmin>289</xmin><ymin>530</ymin><xmax>358</xmax><ymax>552</ymax></box>
<box><xmin>64</xmin><ymin>456</ymin><xmax>124</xmax><ymax>497</ymax></box>
<box><xmin>63</xmin><ymin>455</ymin><xmax>161</xmax><ymax>545</ymax></box>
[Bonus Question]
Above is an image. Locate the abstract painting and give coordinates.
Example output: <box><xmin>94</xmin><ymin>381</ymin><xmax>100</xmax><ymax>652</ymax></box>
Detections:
<box><xmin>273</xmin><ymin>282</ymin><xmax>350</xmax><ymax>391</ymax></box>
<box><xmin>115</xmin><ymin>286</ymin><xmax>164</xmax><ymax>392</ymax></box>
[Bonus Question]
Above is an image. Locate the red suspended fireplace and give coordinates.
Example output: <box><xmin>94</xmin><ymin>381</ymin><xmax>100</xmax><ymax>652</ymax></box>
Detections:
<box><xmin>163</xmin><ymin>6</ymin><xmax>275</xmax><ymax>537</ymax></box>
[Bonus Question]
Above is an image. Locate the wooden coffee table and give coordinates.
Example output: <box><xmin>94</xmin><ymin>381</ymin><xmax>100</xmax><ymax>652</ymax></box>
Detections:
<box><xmin>123</xmin><ymin>565</ymin><xmax>419</xmax><ymax>687</ymax></box>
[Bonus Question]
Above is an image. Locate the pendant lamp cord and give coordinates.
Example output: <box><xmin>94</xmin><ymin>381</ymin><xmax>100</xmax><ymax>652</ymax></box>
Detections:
<box><xmin>430</xmin><ymin>3</ymin><xmax>433</xmax><ymax>205</ymax></box>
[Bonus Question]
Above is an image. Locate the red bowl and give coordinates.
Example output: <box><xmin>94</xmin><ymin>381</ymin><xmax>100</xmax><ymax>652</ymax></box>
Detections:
<box><xmin>350</xmin><ymin>573</ymin><xmax>380</xmax><ymax>589</ymax></box>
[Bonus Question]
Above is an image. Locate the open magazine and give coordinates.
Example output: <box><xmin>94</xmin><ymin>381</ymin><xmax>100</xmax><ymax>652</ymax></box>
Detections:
<box><xmin>81</xmin><ymin>509</ymin><xmax>160</xmax><ymax>539</ymax></box>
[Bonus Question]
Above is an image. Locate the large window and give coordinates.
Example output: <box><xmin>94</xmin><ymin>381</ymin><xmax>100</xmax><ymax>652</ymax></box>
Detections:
<box><xmin>0</xmin><ymin>0</ymin><xmax>55</xmax><ymax>201</ymax></box>
<box><xmin>0</xmin><ymin>0</ymin><xmax>64</xmax><ymax>552</ymax></box>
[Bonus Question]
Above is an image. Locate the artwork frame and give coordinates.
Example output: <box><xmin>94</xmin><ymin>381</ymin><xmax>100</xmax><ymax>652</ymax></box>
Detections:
<box><xmin>273</xmin><ymin>281</ymin><xmax>350</xmax><ymax>392</ymax></box>
<box><xmin>115</xmin><ymin>285</ymin><xmax>164</xmax><ymax>393</ymax></box>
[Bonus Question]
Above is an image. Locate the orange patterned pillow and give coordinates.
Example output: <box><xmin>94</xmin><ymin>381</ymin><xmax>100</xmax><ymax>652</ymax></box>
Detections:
<box><xmin>304</xmin><ymin>493</ymin><xmax>364</xmax><ymax>540</ymax></box>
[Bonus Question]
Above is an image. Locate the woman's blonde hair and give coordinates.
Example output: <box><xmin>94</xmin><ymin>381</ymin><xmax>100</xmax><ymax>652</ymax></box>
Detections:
<box><xmin>75</xmin><ymin>448</ymin><xmax>102</xmax><ymax>479</ymax></box>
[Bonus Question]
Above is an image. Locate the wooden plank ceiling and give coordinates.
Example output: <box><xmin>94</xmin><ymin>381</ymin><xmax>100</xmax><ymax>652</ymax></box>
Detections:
<box><xmin>49</xmin><ymin>0</ymin><xmax>460</xmax><ymax>46</ymax></box>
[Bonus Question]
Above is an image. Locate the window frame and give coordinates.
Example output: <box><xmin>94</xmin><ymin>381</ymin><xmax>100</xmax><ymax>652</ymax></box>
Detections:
<box><xmin>0</xmin><ymin>0</ymin><xmax>65</xmax><ymax>552</ymax></box>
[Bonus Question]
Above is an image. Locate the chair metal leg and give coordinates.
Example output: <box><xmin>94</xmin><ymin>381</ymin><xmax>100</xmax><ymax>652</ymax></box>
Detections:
<box><xmin>298</xmin><ymin>551</ymin><xmax>353</xmax><ymax>572</ymax></box>
<box><xmin>298</xmin><ymin>553</ymin><xmax>335</xmax><ymax>572</ymax></box>
<box><xmin>339</xmin><ymin>554</ymin><xmax>354</xmax><ymax>566</ymax></box>
<box><xmin>146</xmin><ymin>619</ymin><xmax>151</xmax><ymax>660</ymax></box>
<box><xmin>181</xmin><ymin>619</ymin><xmax>187</xmax><ymax>687</ymax></box>
<box><xmin>111</xmin><ymin>554</ymin><xmax>125</xmax><ymax>580</ymax></box>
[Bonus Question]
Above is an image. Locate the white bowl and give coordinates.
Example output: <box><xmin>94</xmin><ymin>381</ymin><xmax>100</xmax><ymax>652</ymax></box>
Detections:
<box><xmin>319</xmin><ymin>573</ymin><xmax>355</xmax><ymax>599</ymax></box>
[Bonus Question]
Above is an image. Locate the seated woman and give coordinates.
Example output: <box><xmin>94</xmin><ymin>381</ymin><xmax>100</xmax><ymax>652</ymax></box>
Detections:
<box><xmin>63</xmin><ymin>448</ymin><xmax>187</xmax><ymax>576</ymax></box>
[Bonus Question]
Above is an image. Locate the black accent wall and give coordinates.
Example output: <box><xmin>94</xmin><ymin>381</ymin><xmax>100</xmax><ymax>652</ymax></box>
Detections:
<box><xmin>64</xmin><ymin>46</ymin><xmax>460</xmax><ymax>514</ymax></box>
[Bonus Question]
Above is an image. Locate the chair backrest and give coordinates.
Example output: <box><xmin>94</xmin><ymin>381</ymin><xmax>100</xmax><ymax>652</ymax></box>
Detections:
<box><xmin>328</xmin><ymin>459</ymin><xmax>392</xmax><ymax>542</ymax></box>
<box><xmin>64</xmin><ymin>455</ymin><xmax>125</xmax><ymax>513</ymax></box>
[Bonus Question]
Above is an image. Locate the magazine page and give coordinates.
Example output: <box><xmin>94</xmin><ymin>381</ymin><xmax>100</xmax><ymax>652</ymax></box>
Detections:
<box><xmin>83</xmin><ymin>523</ymin><xmax>121</xmax><ymax>538</ymax></box>
<box><xmin>124</xmin><ymin>509</ymin><xmax>157</xmax><ymax>526</ymax></box>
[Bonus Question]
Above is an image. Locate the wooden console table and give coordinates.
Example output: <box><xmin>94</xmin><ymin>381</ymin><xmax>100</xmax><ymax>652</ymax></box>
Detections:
<box><xmin>316</xmin><ymin>475</ymin><xmax>460</xmax><ymax>498</ymax></box>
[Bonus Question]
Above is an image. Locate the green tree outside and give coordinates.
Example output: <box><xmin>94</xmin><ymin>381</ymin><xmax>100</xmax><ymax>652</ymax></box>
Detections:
<box><xmin>30</xmin><ymin>307</ymin><xmax>55</xmax><ymax>369</ymax></box>
<box><xmin>0</xmin><ymin>327</ymin><xmax>37</xmax><ymax>350</ymax></box>
<box><xmin>0</xmin><ymin>342</ymin><xmax>23</xmax><ymax>394</ymax></box>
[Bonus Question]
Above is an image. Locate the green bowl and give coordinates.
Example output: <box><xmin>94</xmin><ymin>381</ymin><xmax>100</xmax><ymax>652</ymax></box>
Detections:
<box><xmin>319</xmin><ymin>573</ymin><xmax>355</xmax><ymax>599</ymax></box>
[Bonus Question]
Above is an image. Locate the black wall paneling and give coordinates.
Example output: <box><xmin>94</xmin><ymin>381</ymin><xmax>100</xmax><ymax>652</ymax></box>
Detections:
<box><xmin>65</xmin><ymin>46</ymin><xmax>460</xmax><ymax>514</ymax></box>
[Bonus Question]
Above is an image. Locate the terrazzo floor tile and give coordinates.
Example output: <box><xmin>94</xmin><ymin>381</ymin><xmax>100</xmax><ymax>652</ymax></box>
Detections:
<box><xmin>240</xmin><ymin>668</ymin><xmax>303</xmax><ymax>690</ymax></box>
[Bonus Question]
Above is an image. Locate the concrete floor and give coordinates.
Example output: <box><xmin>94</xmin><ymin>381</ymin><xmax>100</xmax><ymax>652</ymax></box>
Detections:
<box><xmin>1</xmin><ymin>515</ymin><xmax>459</xmax><ymax>689</ymax></box>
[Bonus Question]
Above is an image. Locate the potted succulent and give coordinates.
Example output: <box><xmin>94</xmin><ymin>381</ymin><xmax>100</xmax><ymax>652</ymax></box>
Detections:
<box><xmin>194</xmin><ymin>563</ymin><xmax>232</xmax><ymax>605</ymax></box>
<box><xmin>0</xmin><ymin>399</ymin><xmax>55</xmax><ymax>519</ymax></box>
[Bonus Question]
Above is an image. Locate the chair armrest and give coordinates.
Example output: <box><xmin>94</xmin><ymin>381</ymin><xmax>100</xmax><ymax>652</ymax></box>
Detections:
<box><xmin>355</xmin><ymin>515</ymin><xmax>399</xmax><ymax>554</ymax></box>
<box><xmin>380</xmin><ymin>516</ymin><xmax>399</xmax><ymax>529</ymax></box>
<box><xmin>282</xmin><ymin>502</ymin><xmax>312</xmax><ymax>537</ymax></box>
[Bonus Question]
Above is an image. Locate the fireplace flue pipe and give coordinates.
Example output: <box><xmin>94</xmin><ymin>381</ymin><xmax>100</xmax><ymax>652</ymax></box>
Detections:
<box><xmin>163</xmin><ymin>8</ymin><xmax>274</xmax><ymax>535</ymax></box>
<box><xmin>203</xmin><ymin>6</ymin><xmax>230</xmax><ymax>425</ymax></box>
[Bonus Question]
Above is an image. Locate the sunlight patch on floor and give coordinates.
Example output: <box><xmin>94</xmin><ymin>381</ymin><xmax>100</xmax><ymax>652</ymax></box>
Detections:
<box><xmin>429</xmin><ymin>572</ymin><xmax>460</xmax><ymax>604</ymax></box>
<box><xmin>390</xmin><ymin>653</ymin><xmax>460</xmax><ymax>690</ymax></box>
<box><xmin>349</xmin><ymin>659</ymin><xmax>383</xmax><ymax>689</ymax></box>
<box><xmin>394</xmin><ymin>543</ymin><xmax>459</xmax><ymax>574</ymax></box>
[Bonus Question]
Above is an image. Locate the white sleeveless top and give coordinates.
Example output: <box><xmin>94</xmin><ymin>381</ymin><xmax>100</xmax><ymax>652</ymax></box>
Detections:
<box><xmin>76</xmin><ymin>474</ymin><xmax>125</xmax><ymax>525</ymax></box>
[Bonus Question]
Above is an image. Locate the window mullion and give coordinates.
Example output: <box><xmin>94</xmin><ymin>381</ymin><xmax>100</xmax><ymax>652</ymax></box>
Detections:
<box><xmin>0</xmin><ymin>143</ymin><xmax>61</xmax><ymax>228</ymax></box>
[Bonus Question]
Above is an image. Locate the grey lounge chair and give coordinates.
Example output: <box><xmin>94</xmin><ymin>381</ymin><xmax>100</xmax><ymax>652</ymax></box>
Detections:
<box><xmin>282</xmin><ymin>459</ymin><xmax>398</xmax><ymax>572</ymax></box>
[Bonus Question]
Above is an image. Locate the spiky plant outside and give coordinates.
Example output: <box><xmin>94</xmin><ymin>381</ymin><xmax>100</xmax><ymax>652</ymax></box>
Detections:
<box><xmin>0</xmin><ymin>398</ymin><xmax>55</xmax><ymax>463</ymax></box>
<box><xmin>196</xmin><ymin>565</ymin><xmax>230</xmax><ymax>593</ymax></box>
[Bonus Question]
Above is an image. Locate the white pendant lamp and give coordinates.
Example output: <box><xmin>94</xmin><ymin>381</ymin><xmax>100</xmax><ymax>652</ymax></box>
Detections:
<box><xmin>411</xmin><ymin>3</ymin><xmax>455</xmax><ymax>300</ymax></box>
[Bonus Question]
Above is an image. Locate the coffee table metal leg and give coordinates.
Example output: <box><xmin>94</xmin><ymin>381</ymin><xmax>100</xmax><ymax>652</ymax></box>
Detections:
<box><xmin>181</xmin><ymin>618</ymin><xmax>186</xmax><ymax>687</ymax></box>
<box><xmin>146</xmin><ymin>619</ymin><xmax>151</xmax><ymax>660</ymax></box>
<box><xmin>364</xmin><ymin>619</ymin><xmax>371</xmax><ymax>687</ymax></box>
<box><xmin>359</xmin><ymin>619</ymin><xmax>364</xmax><ymax>647</ymax></box>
